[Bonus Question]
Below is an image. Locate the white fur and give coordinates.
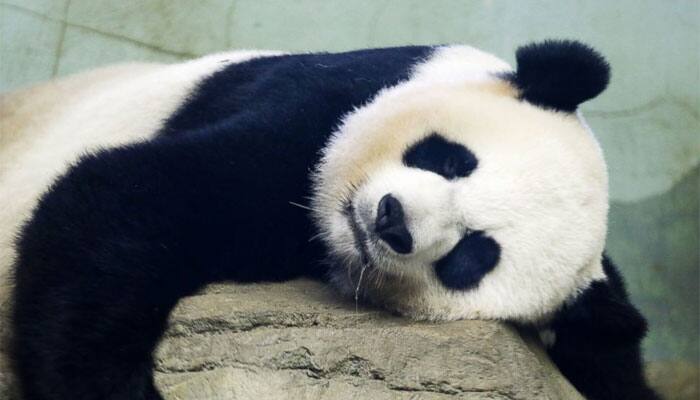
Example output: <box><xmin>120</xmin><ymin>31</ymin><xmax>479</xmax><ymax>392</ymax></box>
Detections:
<box><xmin>411</xmin><ymin>45</ymin><xmax>512</xmax><ymax>84</ymax></box>
<box><xmin>312</xmin><ymin>46</ymin><xmax>608</xmax><ymax>324</ymax></box>
<box><xmin>0</xmin><ymin>50</ymin><xmax>282</xmax><ymax>279</ymax></box>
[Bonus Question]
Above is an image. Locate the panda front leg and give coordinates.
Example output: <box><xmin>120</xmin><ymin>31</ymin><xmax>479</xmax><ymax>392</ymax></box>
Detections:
<box><xmin>12</xmin><ymin>253</ymin><xmax>186</xmax><ymax>400</ymax></box>
<box><xmin>9</xmin><ymin>134</ymin><xmax>312</xmax><ymax>400</ymax></box>
<box><xmin>544</xmin><ymin>257</ymin><xmax>660</xmax><ymax>400</ymax></box>
<box><xmin>11</xmin><ymin>187</ymin><xmax>207</xmax><ymax>400</ymax></box>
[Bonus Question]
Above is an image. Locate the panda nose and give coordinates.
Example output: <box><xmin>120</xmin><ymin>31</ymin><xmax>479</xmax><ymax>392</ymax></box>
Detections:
<box><xmin>375</xmin><ymin>194</ymin><xmax>413</xmax><ymax>254</ymax></box>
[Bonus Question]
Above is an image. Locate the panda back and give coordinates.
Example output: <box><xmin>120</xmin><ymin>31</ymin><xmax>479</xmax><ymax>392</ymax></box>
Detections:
<box><xmin>0</xmin><ymin>51</ymin><xmax>278</xmax><ymax>278</ymax></box>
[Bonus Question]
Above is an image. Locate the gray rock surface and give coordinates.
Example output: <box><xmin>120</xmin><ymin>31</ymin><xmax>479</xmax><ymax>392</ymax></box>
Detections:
<box><xmin>154</xmin><ymin>280</ymin><xmax>582</xmax><ymax>400</ymax></box>
<box><xmin>0</xmin><ymin>279</ymin><xmax>583</xmax><ymax>399</ymax></box>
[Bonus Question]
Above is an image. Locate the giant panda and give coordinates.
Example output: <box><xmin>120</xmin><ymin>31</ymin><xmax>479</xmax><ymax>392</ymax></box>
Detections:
<box><xmin>0</xmin><ymin>40</ymin><xmax>660</xmax><ymax>400</ymax></box>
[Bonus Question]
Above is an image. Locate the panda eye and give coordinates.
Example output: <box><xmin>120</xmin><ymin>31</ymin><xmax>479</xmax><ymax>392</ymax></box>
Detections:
<box><xmin>403</xmin><ymin>133</ymin><xmax>478</xmax><ymax>180</ymax></box>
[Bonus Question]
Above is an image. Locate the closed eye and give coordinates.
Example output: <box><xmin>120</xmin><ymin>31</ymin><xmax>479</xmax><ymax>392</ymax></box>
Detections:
<box><xmin>402</xmin><ymin>133</ymin><xmax>478</xmax><ymax>180</ymax></box>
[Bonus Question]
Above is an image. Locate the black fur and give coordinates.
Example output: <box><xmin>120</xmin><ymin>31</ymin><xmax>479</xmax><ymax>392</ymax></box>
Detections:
<box><xmin>505</xmin><ymin>40</ymin><xmax>610</xmax><ymax>112</ymax></box>
<box><xmin>433</xmin><ymin>231</ymin><xmax>500</xmax><ymax>290</ymax></box>
<box><xmin>546</xmin><ymin>257</ymin><xmax>661</xmax><ymax>400</ymax></box>
<box><xmin>10</xmin><ymin>46</ymin><xmax>433</xmax><ymax>400</ymax></box>
<box><xmin>403</xmin><ymin>133</ymin><xmax>478</xmax><ymax>180</ymax></box>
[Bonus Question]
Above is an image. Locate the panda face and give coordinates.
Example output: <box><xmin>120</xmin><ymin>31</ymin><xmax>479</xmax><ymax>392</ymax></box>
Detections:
<box><xmin>312</xmin><ymin>73</ymin><xmax>609</xmax><ymax>323</ymax></box>
<box><xmin>348</xmin><ymin>131</ymin><xmax>498</xmax><ymax>291</ymax></box>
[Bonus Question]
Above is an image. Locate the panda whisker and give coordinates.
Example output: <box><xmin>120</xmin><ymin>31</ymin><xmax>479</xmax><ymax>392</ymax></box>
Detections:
<box><xmin>288</xmin><ymin>201</ymin><xmax>313</xmax><ymax>211</ymax></box>
<box><xmin>354</xmin><ymin>262</ymin><xmax>369</xmax><ymax>313</ymax></box>
<box><xmin>307</xmin><ymin>232</ymin><xmax>324</xmax><ymax>242</ymax></box>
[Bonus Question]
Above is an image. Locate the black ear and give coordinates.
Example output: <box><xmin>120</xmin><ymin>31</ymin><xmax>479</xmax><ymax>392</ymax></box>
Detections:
<box><xmin>506</xmin><ymin>40</ymin><xmax>610</xmax><ymax>112</ymax></box>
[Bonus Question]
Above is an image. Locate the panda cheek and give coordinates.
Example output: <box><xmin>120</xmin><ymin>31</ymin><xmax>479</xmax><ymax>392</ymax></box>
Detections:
<box><xmin>433</xmin><ymin>231</ymin><xmax>501</xmax><ymax>290</ymax></box>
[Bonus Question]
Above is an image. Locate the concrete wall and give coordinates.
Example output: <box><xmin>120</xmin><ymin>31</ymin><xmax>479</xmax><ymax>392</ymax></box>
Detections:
<box><xmin>2</xmin><ymin>0</ymin><xmax>698</xmax><ymax>396</ymax></box>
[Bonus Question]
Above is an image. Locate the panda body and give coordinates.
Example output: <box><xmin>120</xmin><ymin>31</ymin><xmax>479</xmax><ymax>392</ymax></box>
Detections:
<box><xmin>2</xmin><ymin>43</ymin><xmax>658</xmax><ymax>400</ymax></box>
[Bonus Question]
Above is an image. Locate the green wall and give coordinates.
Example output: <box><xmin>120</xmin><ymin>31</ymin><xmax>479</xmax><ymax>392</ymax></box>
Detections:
<box><xmin>2</xmin><ymin>0</ymin><xmax>698</xmax><ymax>396</ymax></box>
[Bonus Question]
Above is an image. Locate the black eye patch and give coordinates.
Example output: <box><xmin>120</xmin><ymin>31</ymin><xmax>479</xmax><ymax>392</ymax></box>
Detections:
<box><xmin>434</xmin><ymin>231</ymin><xmax>500</xmax><ymax>290</ymax></box>
<box><xmin>403</xmin><ymin>133</ymin><xmax>478</xmax><ymax>180</ymax></box>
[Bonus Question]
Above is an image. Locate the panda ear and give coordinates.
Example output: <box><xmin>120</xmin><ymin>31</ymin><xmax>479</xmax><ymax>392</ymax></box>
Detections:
<box><xmin>505</xmin><ymin>40</ymin><xmax>610</xmax><ymax>112</ymax></box>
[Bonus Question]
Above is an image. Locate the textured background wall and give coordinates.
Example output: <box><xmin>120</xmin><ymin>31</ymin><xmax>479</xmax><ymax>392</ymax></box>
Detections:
<box><xmin>1</xmin><ymin>0</ymin><xmax>698</xmax><ymax>396</ymax></box>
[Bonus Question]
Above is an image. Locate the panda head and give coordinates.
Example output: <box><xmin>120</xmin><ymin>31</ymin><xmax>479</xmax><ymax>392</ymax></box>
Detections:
<box><xmin>311</xmin><ymin>40</ymin><xmax>611</xmax><ymax>323</ymax></box>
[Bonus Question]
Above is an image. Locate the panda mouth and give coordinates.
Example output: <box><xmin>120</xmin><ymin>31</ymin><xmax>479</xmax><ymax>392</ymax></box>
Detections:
<box><xmin>342</xmin><ymin>201</ymin><xmax>373</xmax><ymax>266</ymax></box>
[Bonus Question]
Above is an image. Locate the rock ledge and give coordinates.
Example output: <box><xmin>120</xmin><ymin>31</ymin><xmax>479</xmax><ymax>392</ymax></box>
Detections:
<box><xmin>154</xmin><ymin>279</ymin><xmax>582</xmax><ymax>400</ymax></box>
<box><xmin>0</xmin><ymin>279</ymin><xmax>583</xmax><ymax>399</ymax></box>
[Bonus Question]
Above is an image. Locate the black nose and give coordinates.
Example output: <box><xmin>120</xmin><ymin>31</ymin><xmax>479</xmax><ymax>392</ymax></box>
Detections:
<box><xmin>375</xmin><ymin>194</ymin><xmax>413</xmax><ymax>254</ymax></box>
